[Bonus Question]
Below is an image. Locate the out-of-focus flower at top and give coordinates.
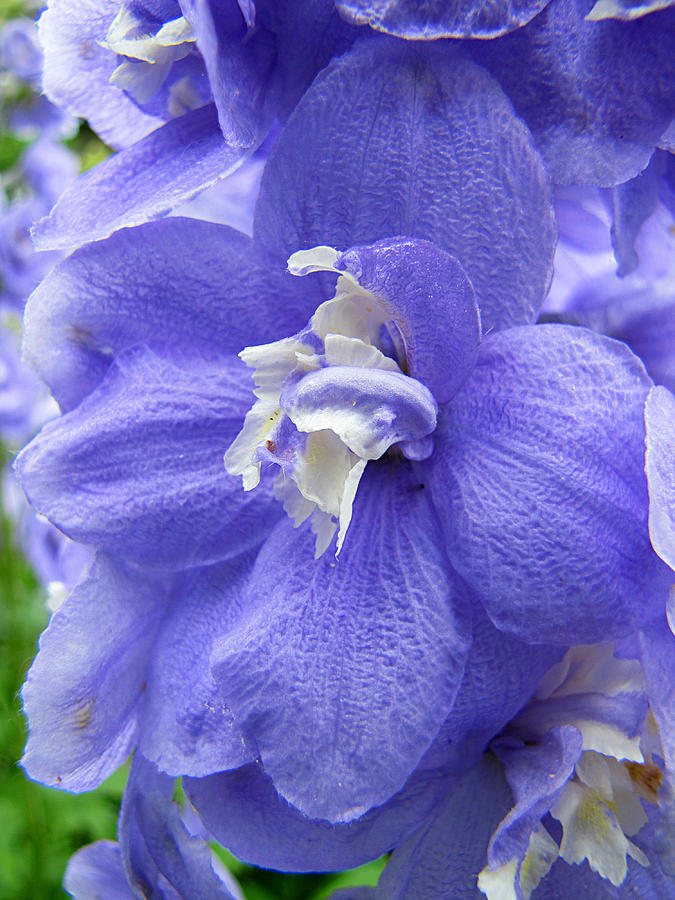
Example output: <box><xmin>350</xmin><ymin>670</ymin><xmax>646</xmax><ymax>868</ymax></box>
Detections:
<box><xmin>32</xmin><ymin>0</ymin><xmax>360</xmax><ymax>251</ymax></box>
<box><xmin>470</xmin><ymin>0</ymin><xmax>675</xmax><ymax>187</ymax></box>
<box><xmin>16</xmin><ymin>38</ymin><xmax>673</xmax><ymax>838</ymax></box>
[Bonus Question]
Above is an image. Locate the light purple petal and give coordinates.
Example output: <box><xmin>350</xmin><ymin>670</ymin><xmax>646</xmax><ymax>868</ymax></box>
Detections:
<box><xmin>121</xmin><ymin>755</ymin><xmax>239</xmax><ymax>899</ymax></box>
<box><xmin>212</xmin><ymin>460</ymin><xmax>471</xmax><ymax>822</ymax></box>
<box><xmin>38</xmin><ymin>0</ymin><xmax>163</xmax><ymax>149</ymax></box>
<box><xmin>16</xmin><ymin>346</ymin><xmax>281</xmax><ymax>569</ymax></box>
<box><xmin>33</xmin><ymin>105</ymin><xmax>253</xmax><ymax>253</ymax></box>
<box><xmin>488</xmin><ymin>726</ymin><xmax>583</xmax><ymax>869</ymax></box>
<box><xmin>64</xmin><ymin>841</ymin><xmax>133</xmax><ymax>900</ymax></box>
<box><xmin>23</xmin><ymin>217</ymin><xmax>315</xmax><ymax>411</ymax></box>
<box><xmin>645</xmin><ymin>385</ymin><xmax>675</xmax><ymax>572</ymax></box>
<box><xmin>420</xmin><ymin>602</ymin><xmax>565</xmax><ymax>773</ymax></box>
<box><xmin>255</xmin><ymin>37</ymin><xmax>555</xmax><ymax>333</ymax></box>
<box><xmin>335</xmin><ymin>238</ymin><xmax>480</xmax><ymax>403</ymax></box>
<box><xmin>21</xmin><ymin>553</ymin><xmax>165</xmax><ymax>792</ymax></box>
<box><xmin>606</xmin><ymin>151</ymin><xmax>663</xmax><ymax>277</ymax></box>
<box><xmin>427</xmin><ymin>324</ymin><xmax>670</xmax><ymax>644</ymax></box>
<box><xmin>180</xmin><ymin>0</ymin><xmax>276</xmax><ymax>146</ymax></box>
<box><xmin>139</xmin><ymin>556</ymin><xmax>258</xmax><ymax>777</ymax></box>
<box><xmin>369</xmin><ymin>756</ymin><xmax>512</xmax><ymax>900</ymax></box>
<box><xmin>185</xmin><ymin>761</ymin><xmax>453</xmax><ymax>873</ymax></box>
<box><xmin>473</xmin><ymin>0</ymin><xmax>675</xmax><ymax>186</ymax></box>
<box><xmin>336</xmin><ymin>0</ymin><xmax>553</xmax><ymax>37</ymax></box>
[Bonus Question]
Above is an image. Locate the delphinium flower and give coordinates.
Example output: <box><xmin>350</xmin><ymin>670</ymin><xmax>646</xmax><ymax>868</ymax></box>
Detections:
<box><xmin>0</xmin><ymin>16</ymin><xmax>92</xmax><ymax>601</ymax></box>
<box><xmin>62</xmin><ymin>755</ymin><xmax>246</xmax><ymax>900</ymax></box>
<box><xmin>0</xmin><ymin>17</ymin><xmax>77</xmax><ymax>309</ymax></box>
<box><xmin>31</xmin><ymin>0</ymin><xmax>360</xmax><ymax>251</ymax></box>
<box><xmin>11</xmin><ymin>2</ymin><xmax>675</xmax><ymax>897</ymax></box>
<box><xmin>15</xmin><ymin>32</ymin><xmax>675</xmax><ymax>891</ymax></box>
<box><xmin>325</xmin><ymin>628</ymin><xmax>675</xmax><ymax>900</ymax></box>
<box><xmin>543</xmin><ymin>155</ymin><xmax>675</xmax><ymax>392</ymax></box>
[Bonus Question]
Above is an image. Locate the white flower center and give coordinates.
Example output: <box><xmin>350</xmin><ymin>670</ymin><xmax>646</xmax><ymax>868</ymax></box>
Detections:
<box><xmin>224</xmin><ymin>246</ymin><xmax>438</xmax><ymax>557</ymax></box>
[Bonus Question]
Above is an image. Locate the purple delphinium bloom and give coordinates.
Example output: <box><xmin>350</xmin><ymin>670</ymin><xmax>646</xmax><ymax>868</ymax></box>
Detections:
<box><xmin>32</xmin><ymin>0</ymin><xmax>360</xmax><ymax>252</ymax></box>
<box><xmin>337</xmin><ymin>632</ymin><xmax>675</xmax><ymax>899</ymax></box>
<box><xmin>543</xmin><ymin>163</ymin><xmax>675</xmax><ymax>391</ymax></box>
<box><xmin>470</xmin><ymin>0</ymin><xmax>675</xmax><ymax>187</ymax></box>
<box><xmin>15</xmin><ymin>37</ymin><xmax>673</xmax><ymax>847</ymax></box>
<box><xmin>64</xmin><ymin>756</ymin><xmax>244</xmax><ymax>900</ymax></box>
<box><xmin>0</xmin><ymin>139</ymin><xmax>78</xmax><ymax>309</ymax></box>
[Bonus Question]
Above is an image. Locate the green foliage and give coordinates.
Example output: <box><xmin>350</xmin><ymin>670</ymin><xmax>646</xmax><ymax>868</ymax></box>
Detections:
<box><xmin>64</xmin><ymin>123</ymin><xmax>111</xmax><ymax>173</ymax></box>
<box><xmin>0</xmin><ymin>1</ymin><xmax>28</xmax><ymax>28</ymax></box>
<box><xmin>0</xmin><ymin>472</ymin><xmax>126</xmax><ymax>899</ymax></box>
<box><xmin>213</xmin><ymin>846</ymin><xmax>386</xmax><ymax>900</ymax></box>
<box><xmin>0</xmin><ymin>134</ymin><xmax>30</xmax><ymax>174</ymax></box>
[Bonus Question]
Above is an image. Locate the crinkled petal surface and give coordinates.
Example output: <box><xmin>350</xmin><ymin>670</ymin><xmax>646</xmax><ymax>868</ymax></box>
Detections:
<box><xmin>645</xmin><ymin>385</ymin><xmax>675</xmax><ymax>572</ymax></box>
<box><xmin>336</xmin><ymin>0</ymin><xmax>554</xmax><ymax>37</ymax></box>
<box><xmin>180</xmin><ymin>0</ymin><xmax>276</xmax><ymax>146</ymax></box>
<box><xmin>427</xmin><ymin>324</ymin><xmax>669</xmax><ymax>644</ymax></box>
<box><xmin>335</xmin><ymin>238</ymin><xmax>480</xmax><ymax>403</ymax></box>
<box><xmin>212</xmin><ymin>459</ymin><xmax>471</xmax><ymax>822</ymax></box>
<box><xmin>138</xmin><ymin>555</ymin><xmax>257</xmax><ymax>777</ymax></box>
<box><xmin>38</xmin><ymin>0</ymin><xmax>163</xmax><ymax>149</ymax></box>
<box><xmin>22</xmin><ymin>218</ymin><xmax>315</xmax><ymax>411</ymax></box>
<box><xmin>121</xmin><ymin>755</ymin><xmax>239</xmax><ymax>900</ymax></box>
<box><xmin>33</xmin><ymin>104</ymin><xmax>253</xmax><ymax>252</ymax></box>
<box><xmin>21</xmin><ymin>553</ymin><xmax>165</xmax><ymax>792</ymax></box>
<box><xmin>185</xmin><ymin>761</ymin><xmax>454</xmax><ymax>873</ymax></box>
<box><xmin>367</xmin><ymin>756</ymin><xmax>512</xmax><ymax>900</ymax></box>
<box><xmin>16</xmin><ymin>345</ymin><xmax>280</xmax><ymax>569</ymax></box>
<box><xmin>419</xmin><ymin>603</ymin><xmax>565</xmax><ymax>774</ymax></box>
<box><xmin>64</xmin><ymin>841</ymin><xmax>134</xmax><ymax>900</ymax></box>
<box><xmin>255</xmin><ymin>37</ymin><xmax>555</xmax><ymax>333</ymax></box>
<box><xmin>473</xmin><ymin>0</ymin><xmax>675</xmax><ymax>186</ymax></box>
<box><xmin>607</xmin><ymin>151</ymin><xmax>662</xmax><ymax>277</ymax></box>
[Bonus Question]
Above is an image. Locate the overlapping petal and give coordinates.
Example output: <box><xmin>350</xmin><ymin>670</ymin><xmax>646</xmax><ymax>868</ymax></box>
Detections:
<box><xmin>120</xmin><ymin>755</ymin><xmax>240</xmax><ymax>899</ymax></box>
<box><xmin>645</xmin><ymin>385</ymin><xmax>675</xmax><ymax>572</ymax></box>
<box><xmin>254</xmin><ymin>37</ymin><xmax>555</xmax><ymax>332</ymax></box>
<box><xmin>33</xmin><ymin>105</ymin><xmax>253</xmax><ymax>252</ymax></box>
<box><xmin>212</xmin><ymin>460</ymin><xmax>471</xmax><ymax>822</ymax></box>
<box><xmin>336</xmin><ymin>0</ymin><xmax>553</xmax><ymax>38</ymax></box>
<box><xmin>334</xmin><ymin>238</ymin><xmax>480</xmax><ymax>403</ymax></box>
<box><xmin>64</xmin><ymin>841</ymin><xmax>134</xmax><ymax>900</ymax></box>
<box><xmin>473</xmin><ymin>0</ymin><xmax>675</xmax><ymax>186</ymax></box>
<box><xmin>21</xmin><ymin>551</ymin><xmax>261</xmax><ymax>794</ymax></box>
<box><xmin>419</xmin><ymin>604</ymin><xmax>564</xmax><ymax>773</ymax></box>
<box><xmin>180</xmin><ymin>0</ymin><xmax>277</xmax><ymax>146</ymax></box>
<box><xmin>138</xmin><ymin>557</ymin><xmax>257</xmax><ymax>777</ymax></box>
<box><xmin>38</xmin><ymin>0</ymin><xmax>163</xmax><ymax>149</ymax></box>
<box><xmin>607</xmin><ymin>152</ymin><xmax>663</xmax><ymax>277</ymax></box>
<box><xmin>16</xmin><ymin>346</ymin><xmax>280</xmax><ymax>568</ymax></box>
<box><xmin>366</xmin><ymin>757</ymin><xmax>512</xmax><ymax>900</ymax></box>
<box><xmin>22</xmin><ymin>218</ymin><xmax>315</xmax><ymax>410</ymax></box>
<box><xmin>186</xmin><ymin>762</ymin><xmax>453</xmax><ymax>873</ymax></box>
<box><xmin>258</xmin><ymin>0</ymin><xmax>361</xmax><ymax>119</ymax></box>
<box><xmin>426</xmin><ymin>324</ymin><xmax>670</xmax><ymax>643</ymax></box>
<box><xmin>21</xmin><ymin>553</ymin><xmax>165</xmax><ymax>791</ymax></box>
